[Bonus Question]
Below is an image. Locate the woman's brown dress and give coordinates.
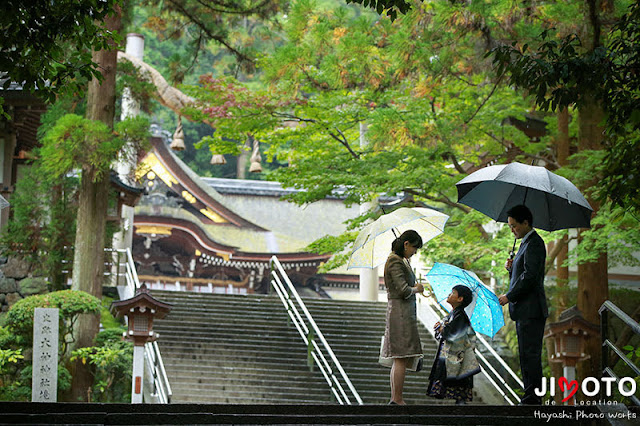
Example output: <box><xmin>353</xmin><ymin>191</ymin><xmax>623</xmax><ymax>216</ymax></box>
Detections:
<box><xmin>379</xmin><ymin>253</ymin><xmax>423</xmax><ymax>366</ymax></box>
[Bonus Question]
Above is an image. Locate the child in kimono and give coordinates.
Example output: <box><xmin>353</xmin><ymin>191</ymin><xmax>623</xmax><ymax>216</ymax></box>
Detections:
<box><xmin>427</xmin><ymin>284</ymin><xmax>480</xmax><ymax>405</ymax></box>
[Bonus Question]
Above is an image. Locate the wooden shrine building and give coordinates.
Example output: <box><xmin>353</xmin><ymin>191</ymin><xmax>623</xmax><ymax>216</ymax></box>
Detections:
<box><xmin>133</xmin><ymin>134</ymin><xmax>362</xmax><ymax>295</ymax></box>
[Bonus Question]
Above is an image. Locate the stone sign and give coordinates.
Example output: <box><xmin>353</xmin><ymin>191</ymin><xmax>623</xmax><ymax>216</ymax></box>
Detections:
<box><xmin>32</xmin><ymin>308</ymin><xmax>59</xmax><ymax>402</ymax></box>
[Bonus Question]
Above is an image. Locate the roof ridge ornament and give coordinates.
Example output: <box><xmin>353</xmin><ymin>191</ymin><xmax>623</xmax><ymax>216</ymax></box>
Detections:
<box><xmin>170</xmin><ymin>116</ymin><xmax>185</xmax><ymax>151</ymax></box>
<box><xmin>249</xmin><ymin>136</ymin><xmax>262</xmax><ymax>173</ymax></box>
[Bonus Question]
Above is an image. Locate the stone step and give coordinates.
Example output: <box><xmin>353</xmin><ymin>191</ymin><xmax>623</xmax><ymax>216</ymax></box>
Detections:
<box><xmin>159</xmin><ymin>365</ymin><xmax>415</xmax><ymax>383</ymax></box>
<box><xmin>160</xmin><ymin>298</ymin><xmax>387</xmax><ymax>312</ymax></box>
<box><xmin>1</xmin><ymin>402</ymin><xmax>617</xmax><ymax>425</ymax></box>
<box><xmin>155</xmin><ymin>315</ymin><xmax>390</xmax><ymax>332</ymax></box>
<box><xmin>155</xmin><ymin>342</ymin><xmax>438</xmax><ymax>360</ymax></box>
<box><xmin>156</xmin><ymin>344</ymin><xmax>437</xmax><ymax>373</ymax></box>
<box><xmin>162</xmin><ymin>363</ymin><xmax>426</xmax><ymax>389</ymax></box>
<box><xmin>153</xmin><ymin>327</ymin><xmax>438</xmax><ymax>354</ymax></box>
<box><xmin>160</xmin><ymin>313</ymin><xmax>388</xmax><ymax>329</ymax></box>
<box><xmin>167</xmin><ymin>379</ymin><xmax>331</xmax><ymax>395</ymax></box>
<box><xmin>156</xmin><ymin>348</ymin><xmax>432</xmax><ymax>373</ymax></box>
<box><xmin>152</xmin><ymin>290</ymin><xmax>388</xmax><ymax>309</ymax></box>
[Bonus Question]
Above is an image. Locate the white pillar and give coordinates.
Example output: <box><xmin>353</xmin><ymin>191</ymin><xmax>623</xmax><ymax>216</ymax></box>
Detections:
<box><xmin>112</xmin><ymin>33</ymin><xmax>145</xmax><ymax>270</ymax></box>
<box><xmin>131</xmin><ymin>345</ymin><xmax>145</xmax><ymax>403</ymax></box>
<box><xmin>358</xmin><ymin>122</ymin><xmax>379</xmax><ymax>301</ymax></box>
<box><xmin>119</xmin><ymin>34</ymin><xmax>144</xmax><ymax>123</ymax></box>
<box><xmin>359</xmin><ymin>267</ymin><xmax>379</xmax><ymax>301</ymax></box>
<box><xmin>563</xmin><ymin>365</ymin><xmax>576</xmax><ymax>405</ymax></box>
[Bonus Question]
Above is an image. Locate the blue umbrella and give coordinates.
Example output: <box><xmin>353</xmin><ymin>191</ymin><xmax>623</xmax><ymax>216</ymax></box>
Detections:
<box><xmin>426</xmin><ymin>262</ymin><xmax>505</xmax><ymax>338</ymax></box>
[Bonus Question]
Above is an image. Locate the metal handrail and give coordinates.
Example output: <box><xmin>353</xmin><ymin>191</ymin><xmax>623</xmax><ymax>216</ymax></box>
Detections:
<box><xmin>270</xmin><ymin>277</ymin><xmax>346</xmax><ymax>404</ymax></box>
<box><xmin>144</xmin><ymin>341</ymin><xmax>173</xmax><ymax>404</ymax></box>
<box><xmin>108</xmin><ymin>247</ymin><xmax>140</xmax><ymax>300</ymax></box>
<box><xmin>270</xmin><ymin>255</ymin><xmax>363</xmax><ymax>405</ymax></box>
<box><xmin>417</xmin><ymin>294</ymin><xmax>522</xmax><ymax>405</ymax></box>
<box><xmin>599</xmin><ymin>300</ymin><xmax>640</xmax><ymax>406</ymax></box>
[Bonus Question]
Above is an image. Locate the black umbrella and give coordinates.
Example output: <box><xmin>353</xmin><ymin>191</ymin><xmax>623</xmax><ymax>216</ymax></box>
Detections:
<box><xmin>456</xmin><ymin>162</ymin><xmax>593</xmax><ymax>254</ymax></box>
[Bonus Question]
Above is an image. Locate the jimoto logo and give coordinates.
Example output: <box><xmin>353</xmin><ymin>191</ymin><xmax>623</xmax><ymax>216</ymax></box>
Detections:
<box><xmin>535</xmin><ymin>376</ymin><xmax>637</xmax><ymax>403</ymax></box>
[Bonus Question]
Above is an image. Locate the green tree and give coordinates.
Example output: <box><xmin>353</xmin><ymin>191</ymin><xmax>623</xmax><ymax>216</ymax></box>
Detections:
<box><xmin>5</xmin><ymin>290</ymin><xmax>101</xmax><ymax>354</ymax></box>
<box><xmin>345</xmin><ymin>0</ymin><xmax>412</xmax><ymax>20</ymax></box>
<box><xmin>0</xmin><ymin>164</ymin><xmax>77</xmax><ymax>291</ymax></box>
<box><xmin>183</xmin><ymin>0</ymin><xmax>538</xmax><ymax>279</ymax></box>
<box><xmin>125</xmin><ymin>1</ymin><xmax>290</xmax><ymax>178</ymax></box>
<box><xmin>0</xmin><ymin>291</ymin><xmax>100</xmax><ymax>401</ymax></box>
<box><xmin>0</xmin><ymin>0</ymin><xmax>121</xmax><ymax>110</ymax></box>
<box><xmin>142</xmin><ymin>0</ymin><xmax>288</xmax><ymax>74</ymax></box>
<box><xmin>70</xmin><ymin>328</ymin><xmax>133</xmax><ymax>403</ymax></box>
<box><xmin>64</xmin><ymin>0</ymin><xmax>289</xmax><ymax>401</ymax></box>
<box><xmin>488</xmin><ymin>0</ymin><xmax>637</xmax><ymax>387</ymax></box>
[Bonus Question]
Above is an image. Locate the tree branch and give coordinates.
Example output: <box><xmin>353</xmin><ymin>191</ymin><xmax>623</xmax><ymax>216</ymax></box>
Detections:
<box><xmin>464</xmin><ymin>75</ymin><xmax>503</xmax><ymax>125</ymax></box>
<box><xmin>272</xmin><ymin>112</ymin><xmax>361</xmax><ymax>159</ymax></box>
<box><xmin>544</xmin><ymin>235</ymin><xmax>576</xmax><ymax>274</ymax></box>
<box><xmin>192</xmin><ymin>0</ymin><xmax>272</xmax><ymax>15</ymax></box>
<box><xmin>609</xmin><ymin>303</ymin><xmax>640</xmax><ymax>366</ymax></box>
<box><xmin>167</xmin><ymin>0</ymin><xmax>254</xmax><ymax>65</ymax></box>
<box><xmin>443</xmin><ymin>152</ymin><xmax>467</xmax><ymax>174</ymax></box>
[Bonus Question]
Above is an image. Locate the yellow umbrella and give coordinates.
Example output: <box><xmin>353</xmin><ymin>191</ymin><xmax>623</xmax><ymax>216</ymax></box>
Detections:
<box><xmin>347</xmin><ymin>207</ymin><xmax>449</xmax><ymax>269</ymax></box>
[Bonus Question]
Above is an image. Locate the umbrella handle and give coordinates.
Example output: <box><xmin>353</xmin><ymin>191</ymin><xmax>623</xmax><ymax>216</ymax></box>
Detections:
<box><xmin>509</xmin><ymin>237</ymin><xmax>517</xmax><ymax>260</ymax></box>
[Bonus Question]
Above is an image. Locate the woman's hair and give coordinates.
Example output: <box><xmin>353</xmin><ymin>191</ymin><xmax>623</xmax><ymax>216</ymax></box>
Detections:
<box><xmin>391</xmin><ymin>230</ymin><xmax>423</xmax><ymax>257</ymax></box>
<box><xmin>452</xmin><ymin>285</ymin><xmax>473</xmax><ymax>308</ymax></box>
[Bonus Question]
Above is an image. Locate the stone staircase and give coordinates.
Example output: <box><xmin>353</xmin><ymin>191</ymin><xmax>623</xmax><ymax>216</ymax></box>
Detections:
<box><xmin>150</xmin><ymin>290</ymin><xmax>455</xmax><ymax>405</ymax></box>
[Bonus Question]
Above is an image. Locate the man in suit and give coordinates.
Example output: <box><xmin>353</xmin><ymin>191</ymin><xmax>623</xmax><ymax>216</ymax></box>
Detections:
<box><xmin>498</xmin><ymin>205</ymin><xmax>548</xmax><ymax>405</ymax></box>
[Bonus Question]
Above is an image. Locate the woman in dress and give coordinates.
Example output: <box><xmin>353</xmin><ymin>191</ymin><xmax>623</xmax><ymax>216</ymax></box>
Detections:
<box><xmin>380</xmin><ymin>230</ymin><xmax>424</xmax><ymax>405</ymax></box>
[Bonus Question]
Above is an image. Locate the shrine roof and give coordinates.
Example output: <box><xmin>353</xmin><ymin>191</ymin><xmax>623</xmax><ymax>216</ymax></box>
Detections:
<box><xmin>208</xmin><ymin>192</ymin><xmax>358</xmax><ymax>246</ymax></box>
<box><xmin>141</xmin><ymin>136</ymin><xmax>264</xmax><ymax>230</ymax></box>
<box><xmin>135</xmin><ymin>205</ymin><xmax>312</xmax><ymax>253</ymax></box>
<box><xmin>202</xmin><ymin>177</ymin><xmax>349</xmax><ymax>199</ymax></box>
<box><xmin>137</xmin><ymin>136</ymin><xmax>360</xmax><ymax>255</ymax></box>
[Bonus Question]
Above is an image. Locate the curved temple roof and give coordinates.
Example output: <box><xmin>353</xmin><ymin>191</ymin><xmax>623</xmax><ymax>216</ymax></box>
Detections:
<box><xmin>134</xmin><ymin>137</ymin><xmax>359</xmax><ymax>263</ymax></box>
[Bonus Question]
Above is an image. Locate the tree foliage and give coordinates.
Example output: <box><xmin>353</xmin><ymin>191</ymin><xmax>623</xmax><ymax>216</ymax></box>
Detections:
<box><xmin>0</xmin><ymin>291</ymin><xmax>100</xmax><ymax>401</ymax></box>
<box><xmin>141</xmin><ymin>0</ymin><xmax>288</xmax><ymax>75</ymax></box>
<box><xmin>345</xmin><ymin>0</ymin><xmax>412</xmax><ymax>20</ymax></box>
<box><xmin>184</xmin><ymin>0</ymin><xmax>549</xmax><ymax>278</ymax></box>
<box><xmin>0</xmin><ymin>163</ymin><xmax>77</xmax><ymax>290</ymax></box>
<box><xmin>40</xmin><ymin>114</ymin><xmax>150</xmax><ymax>182</ymax></box>
<box><xmin>70</xmin><ymin>328</ymin><xmax>132</xmax><ymax>402</ymax></box>
<box><xmin>488</xmin><ymin>1</ymin><xmax>640</xmax><ymax>213</ymax></box>
<box><xmin>0</xmin><ymin>0</ymin><xmax>122</xmax><ymax>105</ymax></box>
<box><xmin>4</xmin><ymin>291</ymin><xmax>101</xmax><ymax>350</ymax></box>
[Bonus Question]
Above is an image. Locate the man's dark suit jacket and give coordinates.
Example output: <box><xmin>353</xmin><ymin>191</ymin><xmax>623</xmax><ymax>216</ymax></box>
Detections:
<box><xmin>506</xmin><ymin>230</ymin><xmax>549</xmax><ymax>321</ymax></box>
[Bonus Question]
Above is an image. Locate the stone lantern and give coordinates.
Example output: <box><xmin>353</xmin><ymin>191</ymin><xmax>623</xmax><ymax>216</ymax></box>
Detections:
<box><xmin>544</xmin><ymin>305</ymin><xmax>599</xmax><ymax>404</ymax></box>
<box><xmin>111</xmin><ymin>283</ymin><xmax>172</xmax><ymax>403</ymax></box>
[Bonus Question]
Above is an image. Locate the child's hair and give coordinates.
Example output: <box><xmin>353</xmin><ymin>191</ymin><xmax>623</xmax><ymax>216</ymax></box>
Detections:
<box><xmin>452</xmin><ymin>285</ymin><xmax>473</xmax><ymax>308</ymax></box>
<box><xmin>391</xmin><ymin>230</ymin><xmax>423</xmax><ymax>257</ymax></box>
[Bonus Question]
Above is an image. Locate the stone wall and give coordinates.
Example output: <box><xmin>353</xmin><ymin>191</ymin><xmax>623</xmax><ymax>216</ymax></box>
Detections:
<box><xmin>0</xmin><ymin>256</ymin><xmax>48</xmax><ymax>313</ymax></box>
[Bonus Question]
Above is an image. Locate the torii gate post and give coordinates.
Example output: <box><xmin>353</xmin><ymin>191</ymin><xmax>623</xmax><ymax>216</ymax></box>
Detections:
<box><xmin>111</xmin><ymin>284</ymin><xmax>172</xmax><ymax>403</ymax></box>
